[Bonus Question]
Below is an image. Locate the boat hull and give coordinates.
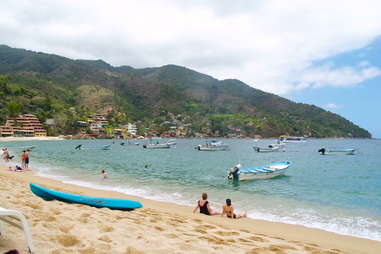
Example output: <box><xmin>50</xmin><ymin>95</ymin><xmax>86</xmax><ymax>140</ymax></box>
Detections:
<box><xmin>239</xmin><ymin>168</ymin><xmax>287</xmax><ymax>180</ymax></box>
<box><xmin>30</xmin><ymin>184</ymin><xmax>142</xmax><ymax>210</ymax></box>
<box><xmin>196</xmin><ymin>146</ymin><xmax>228</xmax><ymax>151</ymax></box>
<box><xmin>228</xmin><ymin>161</ymin><xmax>291</xmax><ymax>181</ymax></box>
<box><xmin>326</xmin><ymin>149</ymin><xmax>356</xmax><ymax>155</ymax></box>
<box><xmin>78</xmin><ymin>145</ymin><xmax>111</xmax><ymax>150</ymax></box>
<box><xmin>5</xmin><ymin>146</ymin><xmax>36</xmax><ymax>151</ymax></box>
<box><xmin>143</xmin><ymin>144</ymin><xmax>171</xmax><ymax>149</ymax></box>
<box><xmin>253</xmin><ymin>146</ymin><xmax>284</xmax><ymax>152</ymax></box>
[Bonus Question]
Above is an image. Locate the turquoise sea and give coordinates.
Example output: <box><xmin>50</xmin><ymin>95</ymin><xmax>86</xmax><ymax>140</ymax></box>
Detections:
<box><xmin>2</xmin><ymin>138</ymin><xmax>381</xmax><ymax>241</ymax></box>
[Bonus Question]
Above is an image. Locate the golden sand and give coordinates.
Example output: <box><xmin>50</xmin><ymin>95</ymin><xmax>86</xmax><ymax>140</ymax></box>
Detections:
<box><xmin>0</xmin><ymin>168</ymin><xmax>380</xmax><ymax>254</ymax></box>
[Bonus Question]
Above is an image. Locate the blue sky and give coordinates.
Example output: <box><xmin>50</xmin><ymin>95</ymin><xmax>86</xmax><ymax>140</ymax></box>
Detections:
<box><xmin>287</xmin><ymin>37</ymin><xmax>381</xmax><ymax>138</ymax></box>
<box><xmin>1</xmin><ymin>0</ymin><xmax>381</xmax><ymax>137</ymax></box>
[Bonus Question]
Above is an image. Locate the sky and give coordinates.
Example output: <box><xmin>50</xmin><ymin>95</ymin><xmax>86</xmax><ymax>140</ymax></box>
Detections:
<box><xmin>1</xmin><ymin>0</ymin><xmax>381</xmax><ymax>137</ymax></box>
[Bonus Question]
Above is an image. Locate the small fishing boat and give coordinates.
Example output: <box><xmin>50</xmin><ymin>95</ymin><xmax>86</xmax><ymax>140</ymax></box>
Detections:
<box><xmin>253</xmin><ymin>144</ymin><xmax>285</xmax><ymax>153</ymax></box>
<box><xmin>196</xmin><ymin>140</ymin><xmax>229</xmax><ymax>151</ymax></box>
<box><xmin>75</xmin><ymin>144</ymin><xmax>111</xmax><ymax>150</ymax></box>
<box><xmin>166</xmin><ymin>139</ymin><xmax>176</xmax><ymax>146</ymax></box>
<box><xmin>30</xmin><ymin>183</ymin><xmax>142</xmax><ymax>210</ymax></box>
<box><xmin>227</xmin><ymin>161</ymin><xmax>291</xmax><ymax>181</ymax></box>
<box><xmin>318</xmin><ymin>148</ymin><xmax>356</xmax><ymax>155</ymax></box>
<box><xmin>279</xmin><ymin>136</ymin><xmax>306</xmax><ymax>143</ymax></box>
<box><xmin>4</xmin><ymin>146</ymin><xmax>36</xmax><ymax>151</ymax></box>
<box><xmin>143</xmin><ymin>143</ymin><xmax>171</xmax><ymax>149</ymax></box>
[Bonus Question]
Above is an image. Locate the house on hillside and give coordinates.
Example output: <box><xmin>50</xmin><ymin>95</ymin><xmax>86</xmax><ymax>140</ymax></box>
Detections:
<box><xmin>0</xmin><ymin>114</ymin><xmax>47</xmax><ymax>137</ymax></box>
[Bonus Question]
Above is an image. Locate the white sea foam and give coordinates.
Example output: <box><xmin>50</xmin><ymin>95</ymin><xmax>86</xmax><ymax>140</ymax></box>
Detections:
<box><xmin>246</xmin><ymin>208</ymin><xmax>381</xmax><ymax>241</ymax></box>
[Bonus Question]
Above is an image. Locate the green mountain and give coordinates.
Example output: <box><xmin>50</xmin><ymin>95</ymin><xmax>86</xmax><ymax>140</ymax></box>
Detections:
<box><xmin>0</xmin><ymin>45</ymin><xmax>371</xmax><ymax>138</ymax></box>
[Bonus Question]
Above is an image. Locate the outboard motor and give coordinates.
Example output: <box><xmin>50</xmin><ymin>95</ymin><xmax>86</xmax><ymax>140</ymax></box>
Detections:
<box><xmin>318</xmin><ymin>148</ymin><xmax>326</xmax><ymax>155</ymax></box>
<box><xmin>143</xmin><ymin>144</ymin><xmax>147</xmax><ymax>148</ymax></box>
<box><xmin>75</xmin><ymin>144</ymin><xmax>82</xmax><ymax>150</ymax></box>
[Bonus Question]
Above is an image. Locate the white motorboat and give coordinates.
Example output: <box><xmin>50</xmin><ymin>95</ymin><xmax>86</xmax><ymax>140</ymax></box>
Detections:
<box><xmin>196</xmin><ymin>140</ymin><xmax>229</xmax><ymax>151</ymax></box>
<box><xmin>318</xmin><ymin>148</ymin><xmax>356</xmax><ymax>155</ymax></box>
<box><xmin>227</xmin><ymin>161</ymin><xmax>291</xmax><ymax>181</ymax></box>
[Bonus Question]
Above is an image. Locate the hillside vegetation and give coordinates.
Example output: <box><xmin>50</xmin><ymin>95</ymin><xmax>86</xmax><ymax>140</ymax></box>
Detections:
<box><xmin>0</xmin><ymin>45</ymin><xmax>371</xmax><ymax>138</ymax></box>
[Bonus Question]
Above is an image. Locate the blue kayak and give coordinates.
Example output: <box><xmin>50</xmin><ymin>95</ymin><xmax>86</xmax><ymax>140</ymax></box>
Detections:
<box><xmin>30</xmin><ymin>183</ymin><xmax>143</xmax><ymax>210</ymax></box>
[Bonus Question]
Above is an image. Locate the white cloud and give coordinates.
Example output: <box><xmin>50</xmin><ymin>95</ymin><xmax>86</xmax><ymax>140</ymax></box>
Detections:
<box><xmin>296</xmin><ymin>64</ymin><xmax>381</xmax><ymax>88</ymax></box>
<box><xmin>325</xmin><ymin>103</ymin><xmax>341</xmax><ymax>110</ymax></box>
<box><xmin>1</xmin><ymin>0</ymin><xmax>381</xmax><ymax>94</ymax></box>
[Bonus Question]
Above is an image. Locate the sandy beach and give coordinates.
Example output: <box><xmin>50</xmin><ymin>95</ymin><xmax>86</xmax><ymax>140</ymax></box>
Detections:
<box><xmin>0</xmin><ymin>168</ymin><xmax>380</xmax><ymax>254</ymax></box>
<box><xmin>0</xmin><ymin>137</ymin><xmax>64</xmax><ymax>142</ymax></box>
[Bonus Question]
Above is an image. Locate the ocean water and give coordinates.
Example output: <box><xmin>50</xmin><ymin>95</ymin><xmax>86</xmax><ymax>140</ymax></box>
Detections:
<box><xmin>1</xmin><ymin>138</ymin><xmax>381</xmax><ymax>241</ymax></box>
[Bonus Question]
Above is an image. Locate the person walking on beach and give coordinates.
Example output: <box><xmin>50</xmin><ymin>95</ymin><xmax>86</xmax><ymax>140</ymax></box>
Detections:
<box><xmin>193</xmin><ymin>193</ymin><xmax>220</xmax><ymax>216</ymax></box>
<box><xmin>221</xmin><ymin>198</ymin><xmax>247</xmax><ymax>219</ymax></box>
<box><xmin>21</xmin><ymin>150</ymin><xmax>29</xmax><ymax>169</ymax></box>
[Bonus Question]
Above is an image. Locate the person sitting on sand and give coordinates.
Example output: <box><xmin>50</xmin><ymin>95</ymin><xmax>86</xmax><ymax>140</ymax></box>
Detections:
<box><xmin>193</xmin><ymin>193</ymin><xmax>220</xmax><ymax>216</ymax></box>
<box><xmin>101</xmin><ymin>170</ymin><xmax>108</xmax><ymax>179</ymax></box>
<box><xmin>8</xmin><ymin>165</ymin><xmax>26</xmax><ymax>172</ymax></box>
<box><xmin>221</xmin><ymin>198</ymin><xmax>247</xmax><ymax>219</ymax></box>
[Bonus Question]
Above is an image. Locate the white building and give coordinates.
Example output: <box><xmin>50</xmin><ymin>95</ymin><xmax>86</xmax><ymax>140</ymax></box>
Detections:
<box><xmin>126</xmin><ymin>123</ymin><xmax>137</xmax><ymax>136</ymax></box>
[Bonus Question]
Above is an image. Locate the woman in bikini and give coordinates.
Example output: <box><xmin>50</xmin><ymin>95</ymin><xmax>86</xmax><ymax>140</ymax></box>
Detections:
<box><xmin>193</xmin><ymin>193</ymin><xmax>220</xmax><ymax>216</ymax></box>
<box><xmin>221</xmin><ymin>199</ymin><xmax>247</xmax><ymax>219</ymax></box>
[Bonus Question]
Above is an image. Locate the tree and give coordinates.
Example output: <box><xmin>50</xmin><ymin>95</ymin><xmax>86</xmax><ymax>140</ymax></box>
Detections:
<box><xmin>6</xmin><ymin>101</ymin><xmax>21</xmax><ymax>117</ymax></box>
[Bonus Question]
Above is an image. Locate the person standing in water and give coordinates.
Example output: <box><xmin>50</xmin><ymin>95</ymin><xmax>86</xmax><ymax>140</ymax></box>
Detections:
<box><xmin>101</xmin><ymin>170</ymin><xmax>108</xmax><ymax>179</ymax></box>
<box><xmin>21</xmin><ymin>150</ymin><xmax>29</xmax><ymax>169</ymax></box>
<box><xmin>193</xmin><ymin>193</ymin><xmax>220</xmax><ymax>216</ymax></box>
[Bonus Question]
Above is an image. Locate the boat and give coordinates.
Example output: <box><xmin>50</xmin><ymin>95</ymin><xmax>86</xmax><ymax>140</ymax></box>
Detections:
<box><xmin>4</xmin><ymin>146</ymin><xmax>36</xmax><ymax>151</ymax></box>
<box><xmin>318</xmin><ymin>148</ymin><xmax>356</xmax><ymax>155</ymax></box>
<box><xmin>195</xmin><ymin>140</ymin><xmax>229</xmax><ymax>151</ymax></box>
<box><xmin>227</xmin><ymin>161</ymin><xmax>291</xmax><ymax>181</ymax></box>
<box><xmin>30</xmin><ymin>183</ymin><xmax>142</xmax><ymax>210</ymax></box>
<box><xmin>166</xmin><ymin>139</ymin><xmax>176</xmax><ymax>146</ymax></box>
<box><xmin>253</xmin><ymin>144</ymin><xmax>285</xmax><ymax>152</ymax></box>
<box><xmin>142</xmin><ymin>143</ymin><xmax>171</xmax><ymax>149</ymax></box>
<box><xmin>75</xmin><ymin>144</ymin><xmax>111</xmax><ymax>150</ymax></box>
<box><xmin>279</xmin><ymin>136</ymin><xmax>306</xmax><ymax>143</ymax></box>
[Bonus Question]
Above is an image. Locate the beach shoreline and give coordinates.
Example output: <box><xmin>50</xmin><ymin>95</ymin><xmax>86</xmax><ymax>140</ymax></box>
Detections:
<box><xmin>0</xmin><ymin>167</ymin><xmax>380</xmax><ymax>253</ymax></box>
<box><xmin>0</xmin><ymin>136</ymin><xmax>64</xmax><ymax>142</ymax></box>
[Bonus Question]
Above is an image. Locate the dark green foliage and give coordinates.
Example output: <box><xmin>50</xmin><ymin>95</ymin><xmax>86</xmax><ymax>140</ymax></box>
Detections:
<box><xmin>0</xmin><ymin>45</ymin><xmax>371</xmax><ymax>138</ymax></box>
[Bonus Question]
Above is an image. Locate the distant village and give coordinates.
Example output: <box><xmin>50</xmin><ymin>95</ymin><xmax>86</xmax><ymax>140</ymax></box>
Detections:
<box><xmin>0</xmin><ymin>113</ymin><xmax>207</xmax><ymax>139</ymax></box>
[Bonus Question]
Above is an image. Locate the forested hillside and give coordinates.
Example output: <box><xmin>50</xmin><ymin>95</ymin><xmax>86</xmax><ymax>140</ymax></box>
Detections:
<box><xmin>0</xmin><ymin>45</ymin><xmax>371</xmax><ymax>138</ymax></box>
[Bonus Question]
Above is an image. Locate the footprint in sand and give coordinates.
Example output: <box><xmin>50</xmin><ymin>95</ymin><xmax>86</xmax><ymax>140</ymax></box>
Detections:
<box><xmin>202</xmin><ymin>224</ymin><xmax>217</xmax><ymax>230</ymax></box>
<box><xmin>55</xmin><ymin>234</ymin><xmax>80</xmax><ymax>247</ymax></box>
<box><xmin>59</xmin><ymin>224</ymin><xmax>74</xmax><ymax>233</ymax></box>
<box><xmin>165</xmin><ymin>233</ymin><xmax>178</xmax><ymax>239</ymax></box>
<box><xmin>98</xmin><ymin>235</ymin><xmax>112</xmax><ymax>243</ymax></box>
<box><xmin>154</xmin><ymin>226</ymin><xmax>165</xmax><ymax>231</ymax></box>
<box><xmin>248</xmin><ymin>236</ymin><xmax>268</xmax><ymax>242</ymax></box>
<box><xmin>215</xmin><ymin>230</ymin><xmax>240</xmax><ymax>236</ymax></box>
<box><xmin>100</xmin><ymin>225</ymin><xmax>114</xmax><ymax>233</ymax></box>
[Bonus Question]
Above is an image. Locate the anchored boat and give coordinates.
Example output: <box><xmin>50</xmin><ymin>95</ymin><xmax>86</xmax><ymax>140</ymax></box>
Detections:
<box><xmin>253</xmin><ymin>144</ymin><xmax>285</xmax><ymax>153</ymax></box>
<box><xmin>227</xmin><ymin>161</ymin><xmax>291</xmax><ymax>180</ymax></box>
<box><xmin>318</xmin><ymin>148</ymin><xmax>356</xmax><ymax>155</ymax></box>
<box><xmin>4</xmin><ymin>146</ymin><xmax>36</xmax><ymax>151</ymax></box>
<box><xmin>279</xmin><ymin>136</ymin><xmax>306</xmax><ymax>143</ymax></box>
<box><xmin>196</xmin><ymin>140</ymin><xmax>229</xmax><ymax>151</ymax></box>
<box><xmin>30</xmin><ymin>183</ymin><xmax>142</xmax><ymax>210</ymax></box>
<box><xmin>75</xmin><ymin>144</ymin><xmax>111</xmax><ymax>150</ymax></box>
<box><xmin>143</xmin><ymin>143</ymin><xmax>171</xmax><ymax>149</ymax></box>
